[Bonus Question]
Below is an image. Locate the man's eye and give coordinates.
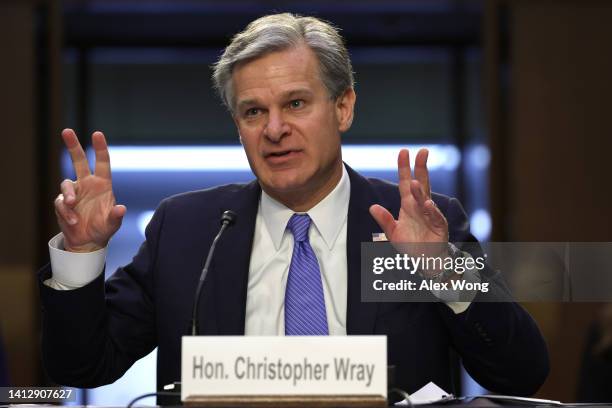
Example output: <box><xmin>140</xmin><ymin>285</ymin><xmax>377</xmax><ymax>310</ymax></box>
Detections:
<box><xmin>289</xmin><ymin>100</ymin><xmax>304</xmax><ymax>109</ymax></box>
<box><xmin>245</xmin><ymin>108</ymin><xmax>260</xmax><ymax>117</ymax></box>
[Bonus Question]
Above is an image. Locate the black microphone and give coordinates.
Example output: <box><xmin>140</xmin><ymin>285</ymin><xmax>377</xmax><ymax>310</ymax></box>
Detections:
<box><xmin>190</xmin><ymin>210</ymin><xmax>237</xmax><ymax>335</ymax></box>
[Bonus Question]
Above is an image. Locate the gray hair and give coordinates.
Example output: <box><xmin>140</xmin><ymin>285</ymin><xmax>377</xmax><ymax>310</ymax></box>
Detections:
<box><xmin>212</xmin><ymin>13</ymin><xmax>354</xmax><ymax>111</ymax></box>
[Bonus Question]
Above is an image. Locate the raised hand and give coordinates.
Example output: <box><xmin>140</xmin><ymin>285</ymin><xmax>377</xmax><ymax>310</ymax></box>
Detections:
<box><xmin>54</xmin><ymin>129</ymin><xmax>126</xmax><ymax>252</ymax></box>
<box><xmin>369</xmin><ymin>148</ymin><xmax>448</xmax><ymax>251</ymax></box>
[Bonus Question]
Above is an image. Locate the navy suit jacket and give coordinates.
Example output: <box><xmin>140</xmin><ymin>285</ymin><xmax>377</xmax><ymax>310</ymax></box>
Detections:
<box><xmin>39</xmin><ymin>165</ymin><xmax>549</xmax><ymax>399</ymax></box>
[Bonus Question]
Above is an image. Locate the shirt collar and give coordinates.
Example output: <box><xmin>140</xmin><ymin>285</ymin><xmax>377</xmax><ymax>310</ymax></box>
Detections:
<box><xmin>261</xmin><ymin>164</ymin><xmax>350</xmax><ymax>251</ymax></box>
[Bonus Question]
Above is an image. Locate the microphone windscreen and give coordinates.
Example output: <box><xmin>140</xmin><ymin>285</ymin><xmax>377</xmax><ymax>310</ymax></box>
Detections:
<box><xmin>221</xmin><ymin>210</ymin><xmax>237</xmax><ymax>225</ymax></box>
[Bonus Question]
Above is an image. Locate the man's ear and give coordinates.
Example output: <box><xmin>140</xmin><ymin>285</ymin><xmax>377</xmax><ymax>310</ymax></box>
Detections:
<box><xmin>335</xmin><ymin>88</ymin><xmax>356</xmax><ymax>133</ymax></box>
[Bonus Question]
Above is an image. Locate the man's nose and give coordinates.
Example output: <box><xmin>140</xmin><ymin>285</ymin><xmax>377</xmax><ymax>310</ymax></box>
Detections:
<box><xmin>263</xmin><ymin>109</ymin><xmax>290</xmax><ymax>142</ymax></box>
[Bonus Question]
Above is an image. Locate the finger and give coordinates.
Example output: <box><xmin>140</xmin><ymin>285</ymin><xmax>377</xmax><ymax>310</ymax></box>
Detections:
<box><xmin>54</xmin><ymin>194</ymin><xmax>78</xmax><ymax>225</ymax></box>
<box><xmin>60</xmin><ymin>179</ymin><xmax>77</xmax><ymax>206</ymax></box>
<box><xmin>413</xmin><ymin>148</ymin><xmax>431</xmax><ymax>198</ymax></box>
<box><xmin>369</xmin><ymin>204</ymin><xmax>396</xmax><ymax>240</ymax></box>
<box><xmin>107</xmin><ymin>204</ymin><xmax>127</xmax><ymax>229</ymax></box>
<box><xmin>423</xmin><ymin>199</ymin><xmax>448</xmax><ymax>230</ymax></box>
<box><xmin>92</xmin><ymin>131</ymin><xmax>112</xmax><ymax>180</ymax></box>
<box><xmin>410</xmin><ymin>180</ymin><xmax>428</xmax><ymax>207</ymax></box>
<box><xmin>397</xmin><ymin>149</ymin><xmax>412</xmax><ymax>182</ymax></box>
<box><xmin>61</xmin><ymin>128</ymin><xmax>91</xmax><ymax>179</ymax></box>
<box><xmin>397</xmin><ymin>149</ymin><xmax>412</xmax><ymax>197</ymax></box>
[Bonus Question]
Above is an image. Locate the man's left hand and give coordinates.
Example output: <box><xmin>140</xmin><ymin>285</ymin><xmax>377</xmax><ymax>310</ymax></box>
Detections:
<box><xmin>369</xmin><ymin>148</ymin><xmax>449</xmax><ymax>249</ymax></box>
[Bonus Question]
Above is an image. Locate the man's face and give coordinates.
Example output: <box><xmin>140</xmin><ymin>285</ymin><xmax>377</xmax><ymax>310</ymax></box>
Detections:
<box><xmin>231</xmin><ymin>44</ymin><xmax>355</xmax><ymax>206</ymax></box>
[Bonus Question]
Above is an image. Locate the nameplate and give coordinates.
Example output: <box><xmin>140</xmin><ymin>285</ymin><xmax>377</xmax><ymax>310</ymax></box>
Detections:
<box><xmin>181</xmin><ymin>336</ymin><xmax>387</xmax><ymax>401</ymax></box>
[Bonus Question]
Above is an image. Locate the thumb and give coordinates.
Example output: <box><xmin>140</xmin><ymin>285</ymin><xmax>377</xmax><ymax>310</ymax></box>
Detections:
<box><xmin>369</xmin><ymin>204</ymin><xmax>396</xmax><ymax>240</ymax></box>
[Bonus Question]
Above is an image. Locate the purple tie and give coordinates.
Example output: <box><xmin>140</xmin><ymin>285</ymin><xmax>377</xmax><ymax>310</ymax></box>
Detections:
<box><xmin>284</xmin><ymin>214</ymin><xmax>329</xmax><ymax>335</ymax></box>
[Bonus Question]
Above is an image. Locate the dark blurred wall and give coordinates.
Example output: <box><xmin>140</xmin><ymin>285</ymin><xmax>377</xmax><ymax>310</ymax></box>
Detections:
<box><xmin>487</xmin><ymin>0</ymin><xmax>612</xmax><ymax>401</ymax></box>
<box><xmin>0</xmin><ymin>0</ymin><xmax>61</xmax><ymax>386</ymax></box>
<box><xmin>0</xmin><ymin>1</ymin><xmax>39</xmax><ymax>386</ymax></box>
<box><xmin>64</xmin><ymin>60</ymin><xmax>457</xmax><ymax>143</ymax></box>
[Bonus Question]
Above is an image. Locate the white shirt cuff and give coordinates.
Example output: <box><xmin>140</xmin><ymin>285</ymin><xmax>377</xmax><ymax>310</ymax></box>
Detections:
<box><xmin>44</xmin><ymin>232</ymin><xmax>107</xmax><ymax>290</ymax></box>
<box><xmin>433</xmin><ymin>248</ymin><xmax>481</xmax><ymax>314</ymax></box>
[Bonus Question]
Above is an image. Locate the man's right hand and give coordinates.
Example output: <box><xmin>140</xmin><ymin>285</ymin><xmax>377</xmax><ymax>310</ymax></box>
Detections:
<box><xmin>54</xmin><ymin>129</ymin><xmax>126</xmax><ymax>253</ymax></box>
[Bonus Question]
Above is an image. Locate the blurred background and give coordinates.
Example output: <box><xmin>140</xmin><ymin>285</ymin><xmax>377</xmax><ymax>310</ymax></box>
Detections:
<box><xmin>1</xmin><ymin>0</ymin><xmax>611</xmax><ymax>404</ymax></box>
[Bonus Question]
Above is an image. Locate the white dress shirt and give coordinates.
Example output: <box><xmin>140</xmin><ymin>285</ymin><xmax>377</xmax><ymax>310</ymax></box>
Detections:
<box><xmin>245</xmin><ymin>165</ymin><xmax>350</xmax><ymax>335</ymax></box>
<box><xmin>45</xmin><ymin>164</ymin><xmax>472</xmax><ymax>332</ymax></box>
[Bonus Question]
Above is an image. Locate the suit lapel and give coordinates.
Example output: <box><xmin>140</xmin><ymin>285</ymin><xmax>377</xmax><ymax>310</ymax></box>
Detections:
<box><xmin>345</xmin><ymin>165</ymin><xmax>382</xmax><ymax>334</ymax></box>
<box><xmin>211</xmin><ymin>181</ymin><xmax>261</xmax><ymax>335</ymax></box>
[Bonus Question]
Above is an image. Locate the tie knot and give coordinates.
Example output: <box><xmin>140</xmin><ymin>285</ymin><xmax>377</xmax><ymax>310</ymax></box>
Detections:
<box><xmin>287</xmin><ymin>214</ymin><xmax>311</xmax><ymax>242</ymax></box>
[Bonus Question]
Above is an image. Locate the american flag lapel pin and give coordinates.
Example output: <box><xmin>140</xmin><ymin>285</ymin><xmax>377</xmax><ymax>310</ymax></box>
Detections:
<box><xmin>372</xmin><ymin>232</ymin><xmax>388</xmax><ymax>242</ymax></box>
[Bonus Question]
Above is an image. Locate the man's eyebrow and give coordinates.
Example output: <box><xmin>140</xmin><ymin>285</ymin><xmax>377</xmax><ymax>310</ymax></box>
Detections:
<box><xmin>283</xmin><ymin>89</ymin><xmax>314</xmax><ymax>99</ymax></box>
<box><xmin>236</xmin><ymin>98</ymin><xmax>258</xmax><ymax>110</ymax></box>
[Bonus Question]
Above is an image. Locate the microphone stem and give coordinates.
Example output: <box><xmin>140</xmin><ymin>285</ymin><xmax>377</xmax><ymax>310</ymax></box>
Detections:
<box><xmin>190</xmin><ymin>222</ymin><xmax>230</xmax><ymax>336</ymax></box>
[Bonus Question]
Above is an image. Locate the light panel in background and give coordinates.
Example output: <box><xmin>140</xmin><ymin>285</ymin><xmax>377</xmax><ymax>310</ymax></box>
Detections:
<box><xmin>101</xmin><ymin>144</ymin><xmax>461</xmax><ymax>172</ymax></box>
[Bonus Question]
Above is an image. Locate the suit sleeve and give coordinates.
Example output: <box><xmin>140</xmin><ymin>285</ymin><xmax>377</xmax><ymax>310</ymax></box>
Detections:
<box><xmin>437</xmin><ymin>198</ymin><xmax>550</xmax><ymax>396</ymax></box>
<box><xmin>38</xmin><ymin>200</ymin><xmax>167</xmax><ymax>387</ymax></box>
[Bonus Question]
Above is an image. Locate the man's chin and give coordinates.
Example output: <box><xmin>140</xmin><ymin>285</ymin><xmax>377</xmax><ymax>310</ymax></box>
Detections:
<box><xmin>260</xmin><ymin>175</ymin><xmax>310</xmax><ymax>196</ymax></box>
<box><xmin>264</xmin><ymin>182</ymin><xmax>306</xmax><ymax>195</ymax></box>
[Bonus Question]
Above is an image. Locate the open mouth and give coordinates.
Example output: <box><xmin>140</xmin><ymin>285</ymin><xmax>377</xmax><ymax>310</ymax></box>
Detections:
<box><xmin>269</xmin><ymin>151</ymin><xmax>292</xmax><ymax>157</ymax></box>
<box><xmin>265</xmin><ymin>149</ymin><xmax>300</xmax><ymax>158</ymax></box>
<box><xmin>264</xmin><ymin>149</ymin><xmax>302</xmax><ymax>164</ymax></box>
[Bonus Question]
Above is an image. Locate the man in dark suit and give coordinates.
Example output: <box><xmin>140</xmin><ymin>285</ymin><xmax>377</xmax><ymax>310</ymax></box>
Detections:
<box><xmin>41</xmin><ymin>13</ymin><xmax>549</xmax><ymax>400</ymax></box>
